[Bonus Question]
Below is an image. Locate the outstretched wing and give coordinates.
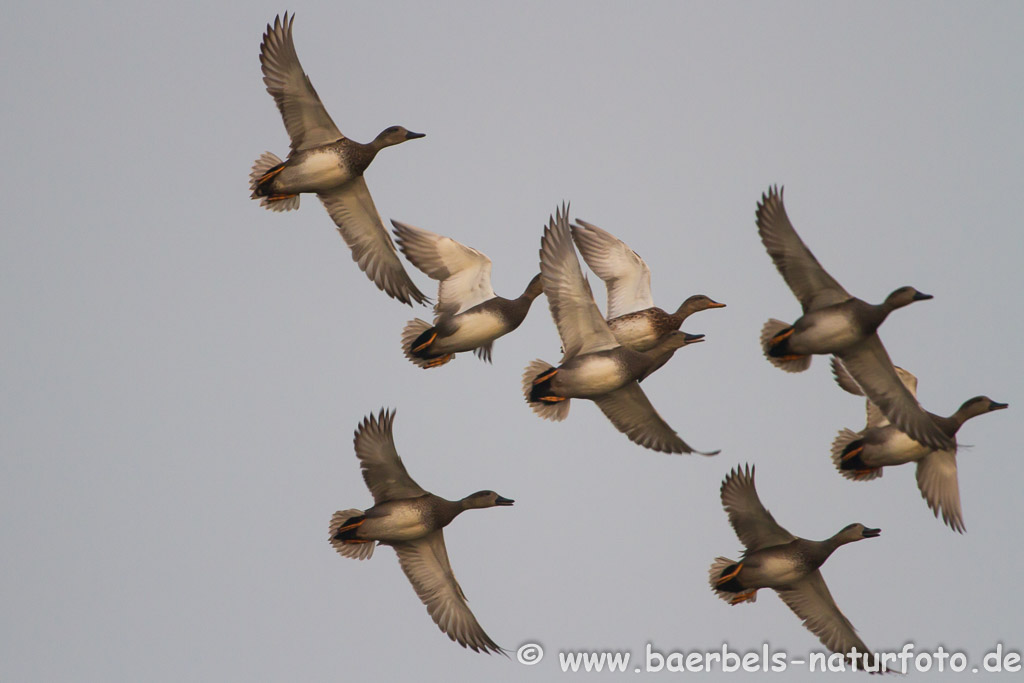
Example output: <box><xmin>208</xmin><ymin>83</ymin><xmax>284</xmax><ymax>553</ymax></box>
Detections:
<box><xmin>540</xmin><ymin>205</ymin><xmax>619</xmax><ymax>361</ymax></box>
<box><xmin>830</xmin><ymin>357</ymin><xmax>918</xmax><ymax>429</ymax></box>
<box><xmin>776</xmin><ymin>570</ymin><xmax>871</xmax><ymax>658</ymax></box>
<box><xmin>353</xmin><ymin>409</ymin><xmax>427</xmax><ymax>505</ymax></box>
<box><xmin>756</xmin><ymin>187</ymin><xmax>850</xmax><ymax>313</ymax></box>
<box><xmin>318</xmin><ymin>179</ymin><xmax>429</xmax><ymax>305</ymax></box>
<box><xmin>836</xmin><ymin>336</ymin><xmax>952</xmax><ymax>451</ymax></box>
<box><xmin>259</xmin><ymin>13</ymin><xmax>344</xmax><ymax>152</ymax></box>
<box><xmin>392</xmin><ymin>220</ymin><xmax>494</xmax><ymax>317</ymax></box>
<box><xmin>593</xmin><ymin>383</ymin><xmax>717</xmax><ymax>455</ymax></box>
<box><xmin>916</xmin><ymin>450</ymin><xmax>965</xmax><ymax>533</ymax></box>
<box><xmin>720</xmin><ymin>464</ymin><xmax>795</xmax><ymax>552</ymax></box>
<box><xmin>571</xmin><ymin>219</ymin><xmax>654</xmax><ymax>319</ymax></box>
<box><xmin>393</xmin><ymin>531</ymin><xmax>504</xmax><ymax>654</ymax></box>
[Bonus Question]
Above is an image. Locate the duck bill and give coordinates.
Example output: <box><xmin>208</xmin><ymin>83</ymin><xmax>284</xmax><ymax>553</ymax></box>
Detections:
<box><xmin>405</xmin><ymin>131</ymin><xmax>426</xmax><ymax>140</ymax></box>
<box><xmin>495</xmin><ymin>496</ymin><xmax>515</xmax><ymax>506</ymax></box>
<box><xmin>989</xmin><ymin>401</ymin><xmax>1009</xmax><ymax>410</ymax></box>
<box><xmin>707</xmin><ymin>300</ymin><xmax>727</xmax><ymax>309</ymax></box>
<box><xmin>683</xmin><ymin>332</ymin><xmax>705</xmax><ymax>343</ymax></box>
<box><xmin>862</xmin><ymin>527</ymin><xmax>882</xmax><ymax>538</ymax></box>
<box><xmin>912</xmin><ymin>291</ymin><xmax>933</xmax><ymax>301</ymax></box>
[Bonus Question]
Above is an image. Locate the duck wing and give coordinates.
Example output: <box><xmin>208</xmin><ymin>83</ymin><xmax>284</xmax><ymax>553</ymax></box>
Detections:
<box><xmin>258</xmin><ymin>13</ymin><xmax>344</xmax><ymax>153</ymax></box>
<box><xmin>318</xmin><ymin>178</ymin><xmax>429</xmax><ymax>305</ymax></box>
<box><xmin>756</xmin><ymin>187</ymin><xmax>850</xmax><ymax>313</ymax></box>
<box><xmin>540</xmin><ymin>205</ymin><xmax>619</xmax><ymax>361</ymax></box>
<box><xmin>391</xmin><ymin>220</ymin><xmax>495</xmax><ymax>318</ymax></box>
<box><xmin>571</xmin><ymin>219</ymin><xmax>654</xmax><ymax>319</ymax></box>
<box><xmin>835</xmin><ymin>336</ymin><xmax>952</xmax><ymax>450</ymax></box>
<box><xmin>916</xmin><ymin>450</ymin><xmax>965</xmax><ymax>533</ymax></box>
<box><xmin>353</xmin><ymin>409</ymin><xmax>427</xmax><ymax>505</ymax></box>
<box><xmin>720</xmin><ymin>464</ymin><xmax>795</xmax><ymax>552</ymax></box>
<box><xmin>593</xmin><ymin>383</ymin><xmax>718</xmax><ymax>455</ymax></box>
<box><xmin>776</xmin><ymin>570</ymin><xmax>870</xmax><ymax>658</ymax></box>
<box><xmin>393</xmin><ymin>531</ymin><xmax>503</xmax><ymax>654</ymax></box>
<box><xmin>831</xmin><ymin>357</ymin><xmax>918</xmax><ymax>429</ymax></box>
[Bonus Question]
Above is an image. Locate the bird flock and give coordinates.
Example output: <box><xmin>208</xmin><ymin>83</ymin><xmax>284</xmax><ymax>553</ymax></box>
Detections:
<box><xmin>248</xmin><ymin>13</ymin><xmax>1007</xmax><ymax>663</ymax></box>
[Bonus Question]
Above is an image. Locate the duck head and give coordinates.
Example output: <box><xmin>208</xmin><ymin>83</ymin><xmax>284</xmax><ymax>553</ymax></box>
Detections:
<box><xmin>956</xmin><ymin>395</ymin><xmax>1008</xmax><ymax>421</ymax></box>
<box><xmin>834</xmin><ymin>523</ymin><xmax>881</xmax><ymax>545</ymax></box>
<box><xmin>884</xmin><ymin>286</ymin><xmax>933</xmax><ymax>310</ymax></box>
<box><xmin>461</xmin><ymin>490</ymin><xmax>515</xmax><ymax>509</ymax></box>
<box><xmin>373</xmin><ymin>125</ymin><xmax>426</xmax><ymax>150</ymax></box>
<box><xmin>675</xmin><ymin>294</ymin><xmax>726</xmax><ymax>319</ymax></box>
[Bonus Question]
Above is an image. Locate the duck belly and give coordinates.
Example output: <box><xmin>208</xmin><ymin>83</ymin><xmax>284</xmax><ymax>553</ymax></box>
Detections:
<box><xmin>609</xmin><ymin>316</ymin><xmax>659</xmax><ymax>351</ymax></box>
<box><xmin>789</xmin><ymin>309</ymin><xmax>860</xmax><ymax>353</ymax></box>
<box><xmin>555</xmin><ymin>356</ymin><xmax>630</xmax><ymax>398</ymax></box>
<box><xmin>743</xmin><ymin>554</ymin><xmax>805</xmax><ymax>588</ymax></box>
<box><xmin>862</xmin><ymin>428</ymin><xmax>933</xmax><ymax>467</ymax></box>
<box><xmin>433</xmin><ymin>310</ymin><xmax>507</xmax><ymax>353</ymax></box>
<box><xmin>274</xmin><ymin>149</ymin><xmax>353</xmax><ymax>193</ymax></box>
<box><xmin>360</xmin><ymin>505</ymin><xmax>431</xmax><ymax>543</ymax></box>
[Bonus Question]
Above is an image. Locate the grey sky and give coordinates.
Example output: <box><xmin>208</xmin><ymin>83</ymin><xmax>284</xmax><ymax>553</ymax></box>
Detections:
<box><xmin>2</xmin><ymin>1</ymin><xmax>1021</xmax><ymax>680</ymax></box>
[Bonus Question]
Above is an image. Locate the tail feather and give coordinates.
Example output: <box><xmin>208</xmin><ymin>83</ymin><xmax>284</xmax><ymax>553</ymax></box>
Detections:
<box><xmin>250</xmin><ymin>151</ymin><xmax>300</xmax><ymax>212</ymax></box>
<box><xmin>522</xmin><ymin>359</ymin><xmax>570</xmax><ymax>421</ymax></box>
<box><xmin>329</xmin><ymin>509</ymin><xmax>375</xmax><ymax>560</ymax></box>
<box><xmin>830</xmin><ymin>429</ymin><xmax>882</xmax><ymax>481</ymax></box>
<box><xmin>401</xmin><ymin>319</ymin><xmax>450</xmax><ymax>368</ymax></box>
<box><xmin>760</xmin><ymin>319</ymin><xmax>810</xmax><ymax>372</ymax></box>
<box><xmin>708</xmin><ymin>557</ymin><xmax>754</xmax><ymax>604</ymax></box>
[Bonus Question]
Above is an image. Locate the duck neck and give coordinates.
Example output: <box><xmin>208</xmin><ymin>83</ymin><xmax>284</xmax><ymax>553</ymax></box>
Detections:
<box><xmin>349</xmin><ymin>141</ymin><xmax>379</xmax><ymax>175</ymax></box>
<box><xmin>944</xmin><ymin>401</ymin><xmax>988</xmax><ymax>435</ymax></box>
<box><xmin>670</xmin><ymin>302</ymin><xmax>694</xmax><ymax>323</ymax></box>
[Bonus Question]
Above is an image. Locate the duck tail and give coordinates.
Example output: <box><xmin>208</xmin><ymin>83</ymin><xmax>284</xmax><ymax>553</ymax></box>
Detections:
<box><xmin>250</xmin><ymin>151</ymin><xmax>300</xmax><ymax>211</ymax></box>
<box><xmin>830</xmin><ymin>429</ymin><xmax>882</xmax><ymax>481</ymax></box>
<box><xmin>708</xmin><ymin>557</ymin><xmax>754</xmax><ymax>603</ymax></box>
<box><xmin>329</xmin><ymin>509</ymin><xmax>375</xmax><ymax>560</ymax></box>
<box><xmin>760</xmin><ymin>319</ymin><xmax>811</xmax><ymax>372</ymax></box>
<box><xmin>401</xmin><ymin>318</ymin><xmax>451</xmax><ymax>368</ymax></box>
<box><xmin>522</xmin><ymin>359</ymin><xmax>570</xmax><ymax>421</ymax></box>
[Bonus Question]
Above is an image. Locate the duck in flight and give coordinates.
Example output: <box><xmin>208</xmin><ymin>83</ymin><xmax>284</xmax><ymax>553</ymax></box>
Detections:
<box><xmin>755</xmin><ymin>186</ymin><xmax>952</xmax><ymax>452</ymax></box>
<box><xmin>329</xmin><ymin>409</ymin><xmax>513</xmax><ymax>654</ymax></box>
<box><xmin>829</xmin><ymin>358</ymin><xmax>1007</xmax><ymax>533</ymax></box>
<box><xmin>392</xmin><ymin>219</ymin><xmax>543</xmax><ymax>368</ymax></box>
<box><xmin>249</xmin><ymin>13</ymin><xmax>428</xmax><ymax>305</ymax></box>
<box><xmin>710</xmin><ymin>464</ymin><xmax>880</xmax><ymax>662</ymax></box>
<box><xmin>522</xmin><ymin>205</ymin><xmax>718</xmax><ymax>455</ymax></box>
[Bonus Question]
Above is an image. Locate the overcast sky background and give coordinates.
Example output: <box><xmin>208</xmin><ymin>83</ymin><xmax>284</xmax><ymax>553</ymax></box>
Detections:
<box><xmin>2</xmin><ymin>1</ymin><xmax>1022</xmax><ymax>680</ymax></box>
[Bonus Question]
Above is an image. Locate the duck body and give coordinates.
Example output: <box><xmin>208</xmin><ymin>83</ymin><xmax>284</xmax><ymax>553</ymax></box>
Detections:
<box><xmin>769</xmin><ymin>299</ymin><xmax>884</xmax><ymax>358</ymax></box>
<box><xmin>837</xmin><ymin>425</ymin><xmax>932</xmax><ymax>473</ymax></box>
<box><xmin>337</xmin><ymin>494</ymin><xmax>466</xmax><ymax>544</ymax></box>
<box><xmin>402</xmin><ymin>275</ymin><xmax>543</xmax><ymax>367</ymax></box>
<box><xmin>717</xmin><ymin>541</ymin><xmax>819</xmax><ymax>593</ymax></box>
<box><xmin>531</xmin><ymin>349</ymin><xmax>639</xmax><ymax>401</ymax></box>
<box><xmin>607</xmin><ymin>307</ymin><xmax>676</xmax><ymax>351</ymax></box>
<box><xmin>252</xmin><ymin>140</ymin><xmax>369</xmax><ymax>197</ymax></box>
